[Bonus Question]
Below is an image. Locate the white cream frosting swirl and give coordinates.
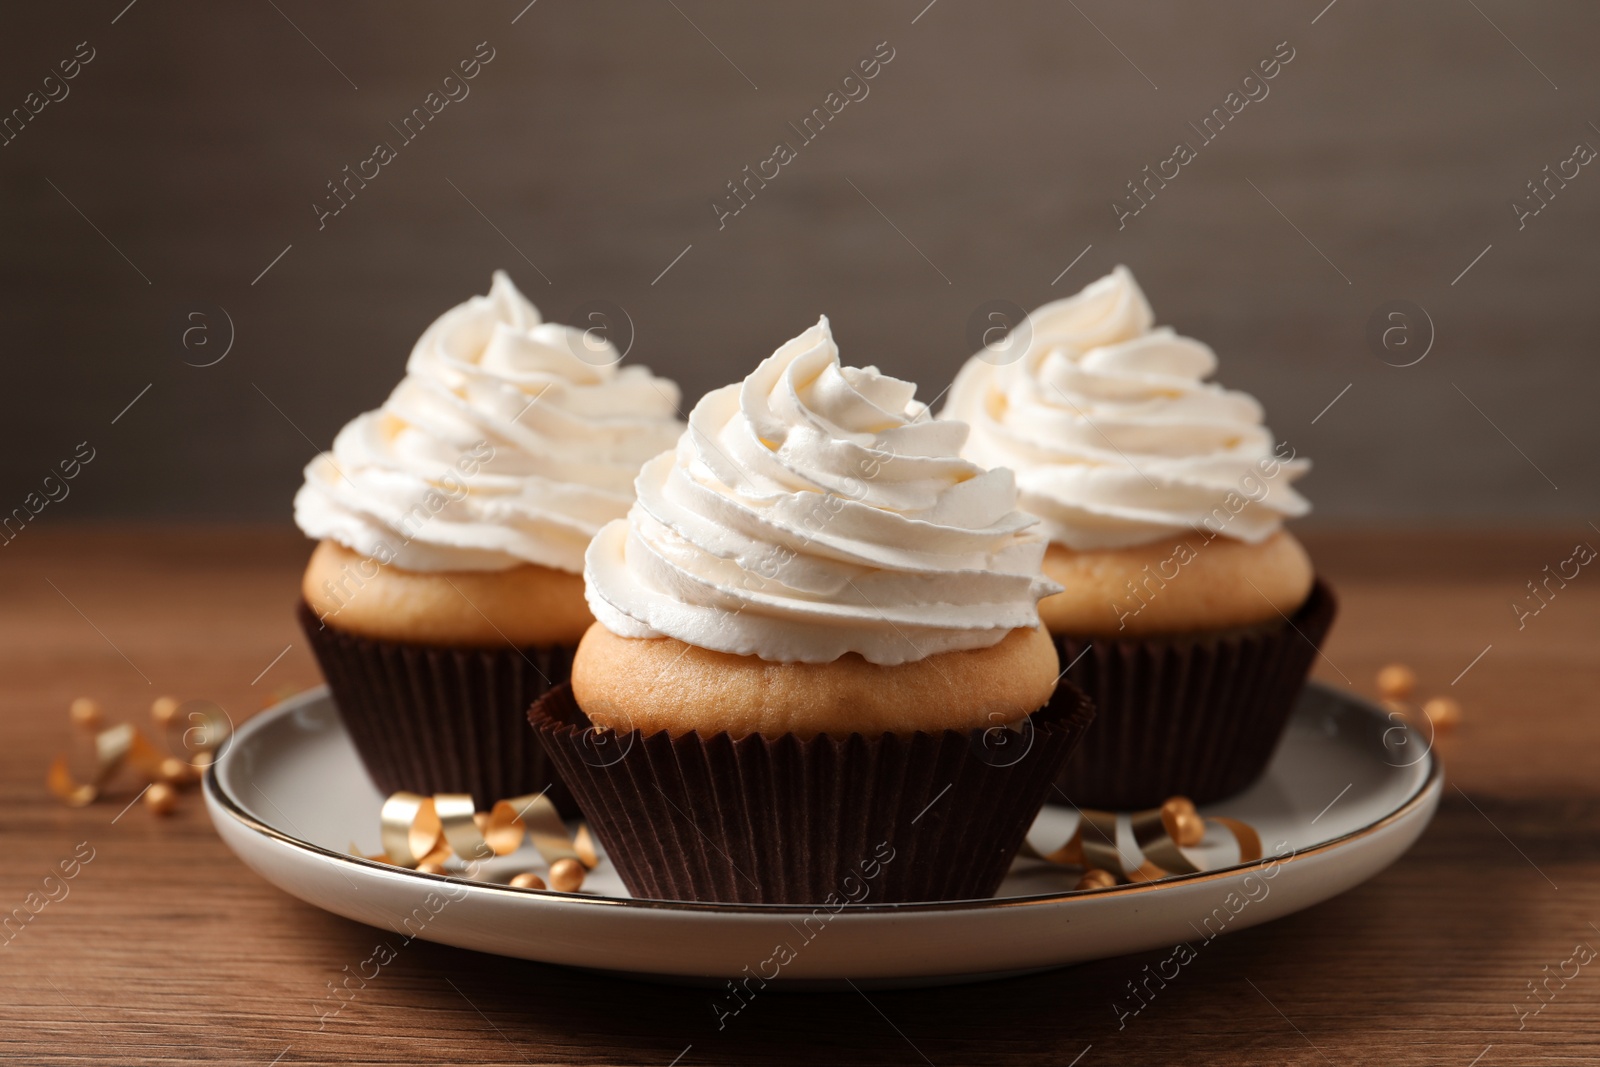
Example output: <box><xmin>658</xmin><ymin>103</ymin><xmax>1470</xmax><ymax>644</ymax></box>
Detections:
<box><xmin>295</xmin><ymin>271</ymin><xmax>684</xmax><ymax>572</ymax></box>
<box><xmin>943</xmin><ymin>266</ymin><xmax>1309</xmax><ymax>551</ymax></box>
<box><xmin>584</xmin><ymin>317</ymin><xmax>1058</xmax><ymax>665</ymax></box>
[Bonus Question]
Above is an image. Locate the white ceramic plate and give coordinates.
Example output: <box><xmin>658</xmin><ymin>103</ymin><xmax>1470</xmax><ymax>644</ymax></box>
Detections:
<box><xmin>205</xmin><ymin>682</ymin><xmax>1440</xmax><ymax>987</ymax></box>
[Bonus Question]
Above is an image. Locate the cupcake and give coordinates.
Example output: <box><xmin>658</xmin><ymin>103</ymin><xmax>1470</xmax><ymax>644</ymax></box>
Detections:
<box><xmin>530</xmin><ymin>316</ymin><xmax>1095</xmax><ymax>905</ymax></box>
<box><xmin>943</xmin><ymin>266</ymin><xmax>1336</xmax><ymax>808</ymax></box>
<box><xmin>294</xmin><ymin>271</ymin><xmax>683</xmax><ymax>811</ymax></box>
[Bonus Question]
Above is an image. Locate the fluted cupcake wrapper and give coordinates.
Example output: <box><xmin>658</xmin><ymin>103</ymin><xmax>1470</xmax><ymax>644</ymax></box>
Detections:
<box><xmin>1050</xmin><ymin>578</ymin><xmax>1338</xmax><ymax>810</ymax></box>
<box><xmin>529</xmin><ymin>682</ymin><xmax>1096</xmax><ymax>905</ymax></box>
<box><xmin>296</xmin><ymin>601</ymin><xmax>578</xmax><ymax>815</ymax></box>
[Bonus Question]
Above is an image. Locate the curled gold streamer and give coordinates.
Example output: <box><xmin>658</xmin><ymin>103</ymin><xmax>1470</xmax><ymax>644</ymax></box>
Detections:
<box><xmin>1021</xmin><ymin>797</ymin><xmax>1262</xmax><ymax>887</ymax></box>
<box><xmin>573</xmin><ymin>824</ymin><xmax>599</xmax><ymax>869</ymax></box>
<box><xmin>368</xmin><ymin>791</ymin><xmax>596</xmax><ymax>877</ymax></box>
<box><xmin>378</xmin><ymin>793</ymin><xmax>439</xmax><ymax>867</ymax></box>
<box><xmin>437</xmin><ymin>794</ymin><xmax>490</xmax><ymax>864</ymax></box>
<box><xmin>49</xmin><ymin>713</ymin><xmax>218</xmax><ymax>808</ymax></box>
<box><xmin>46</xmin><ymin>758</ymin><xmax>96</xmax><ymax>808</ymax></box>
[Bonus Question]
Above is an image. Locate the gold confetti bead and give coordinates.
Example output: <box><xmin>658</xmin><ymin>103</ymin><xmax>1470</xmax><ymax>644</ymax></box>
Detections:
<box><xmin>1075</xmin><ymin>868</ymin><xmax>1117</xmax><ymax>891</ymax></box>
<box><xmin>145</xmin><ymin>782</ymin><xmax>178</xmax><ymax>816</ymax></box>
<box><xmin>1423</xmin><ymin>696</ymin><xmax>1462</xmax><ymax>731</ymax></box>
<box><xmin>415</xmin><ymin>860</ymin><xmax>448</xmax><ymax>875</ymax></box>
<box><xmin>158</xmin><ymin>758</ymin><xmax>192</xmax><ymax>785</ymax></box>
<box><xmin>1376</xmin><ymin>664</ymin><xmax>1417</xmax><ymax>701</ymax></box>
<box><xmin>69</xmin><ymin>698</ymin><xmax>103</xmax><ymax>730</ymax></box>
<box><xmin>548</xmin><ymin>858</ymin><xmax>585</xmax><ymax>893</ymax></box>
<box><xmin>509</xmin><ymin>872</ymin><xmax>547</xmax><ymax>890</ymax></box>
<box><xmin>1160</xmin><ymin>796</ymin><xmax>1206</xmax><ymax>847</ymax></box>
<box><xmin>151</xmin><ymin>696</ymin><xmax>181</xmax><ymax>727</ymax></box>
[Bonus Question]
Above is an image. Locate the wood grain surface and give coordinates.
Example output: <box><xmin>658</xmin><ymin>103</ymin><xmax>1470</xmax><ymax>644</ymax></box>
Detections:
<box><xmin>0</xmin><ymin>525</ymin><xmax>1594</xmax><ymax>1066</ymax></box>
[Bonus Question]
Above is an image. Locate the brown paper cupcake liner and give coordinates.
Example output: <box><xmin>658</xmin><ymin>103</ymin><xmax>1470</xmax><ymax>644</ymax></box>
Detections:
<box><xmin>529</xmin><ymin>681</ymin><xmax>1096</xmax><ymax>905</ymax></box>
<box><xmin>1050</xmin><ymin>578</ymin><xmax>1337</xmax><ymax>810</ymax></box>
<box><xmin>297</xmin><ymin>601</ymin><xmax>577</xmax><ymax>815</ymax></box>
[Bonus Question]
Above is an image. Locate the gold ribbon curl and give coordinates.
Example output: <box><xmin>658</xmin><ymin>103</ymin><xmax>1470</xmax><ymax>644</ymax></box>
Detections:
<box><xmin>1022</xmin><ymin>796</ymin><xmax>1262</xmax><ymax>885</ymax></box>
<box><xmin>48</xmin><ymin>706</ymin><xmax>230</xmax><ymax>807</ymax></box>
<box><xmin>363</xmin><ymin>792</ymin><xmax>599</xmax><ymax>874</ymax></box>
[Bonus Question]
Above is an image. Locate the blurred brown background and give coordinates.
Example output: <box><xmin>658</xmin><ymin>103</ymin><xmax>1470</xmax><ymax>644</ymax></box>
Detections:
<box><xmin>2</xmin><ymin>0</ymin><xmax>1595</xmax><ymax>526</ymax></box>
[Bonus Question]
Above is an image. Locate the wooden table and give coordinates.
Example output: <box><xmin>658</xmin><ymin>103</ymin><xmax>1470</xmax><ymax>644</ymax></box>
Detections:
<box><xmin>2</xmin><ymin>527</ymin><xmax>1594</xmax><ymax>1066</ymax></box>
